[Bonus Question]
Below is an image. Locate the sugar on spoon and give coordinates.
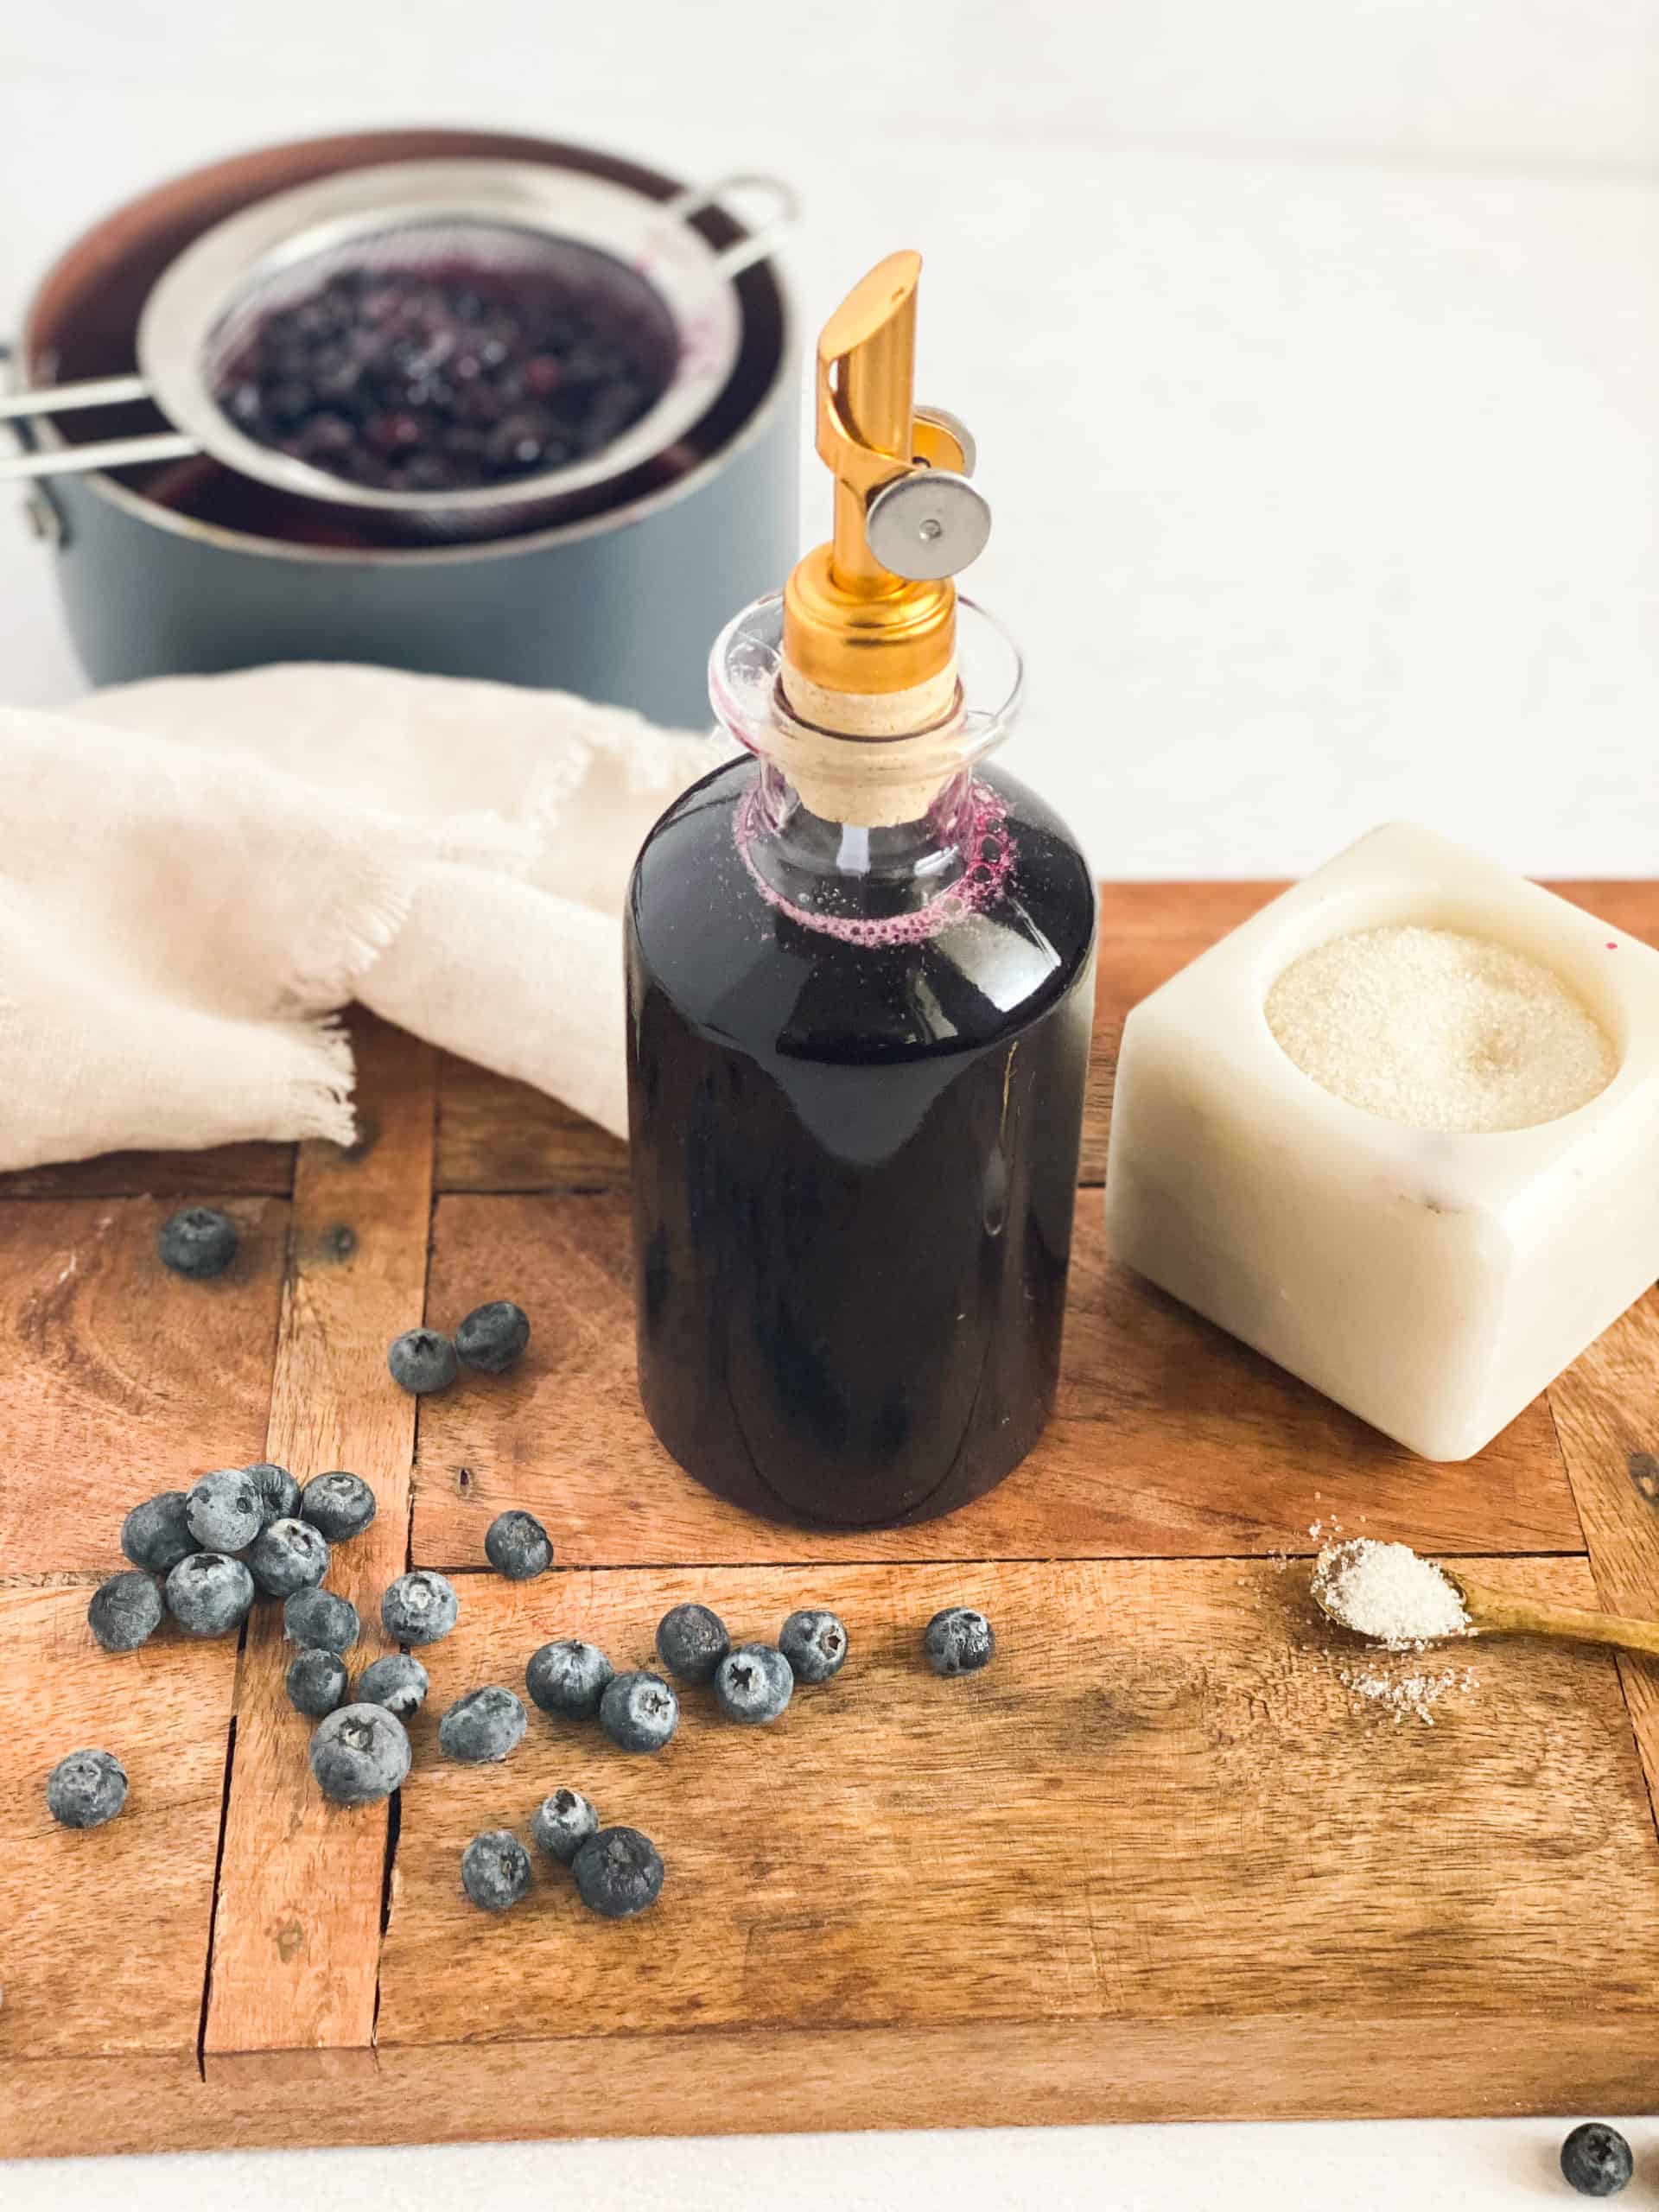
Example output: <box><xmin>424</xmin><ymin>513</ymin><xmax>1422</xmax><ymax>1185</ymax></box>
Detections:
<box><xmin>1310</xmin><ymin>1537</ymin><xmax>1659</xmax><ymax>1659</ymax></box>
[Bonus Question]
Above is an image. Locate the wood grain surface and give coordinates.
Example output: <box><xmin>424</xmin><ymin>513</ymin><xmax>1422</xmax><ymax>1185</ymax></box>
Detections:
<box><xmin>4</xmin><ymin>880</ymin><xmax>1659</xmax><ymax>2157</ymax></box>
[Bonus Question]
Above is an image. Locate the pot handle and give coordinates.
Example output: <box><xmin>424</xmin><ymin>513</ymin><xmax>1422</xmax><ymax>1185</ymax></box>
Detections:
<box><xmin>663</xmin><ymin>173</ymin><xmax>800</xmax><ymax>282</ymax></box>
<box><xmin>0</xmin><ymin>363</ymin><xmax>200</xmax><ymax>485</ymax></box>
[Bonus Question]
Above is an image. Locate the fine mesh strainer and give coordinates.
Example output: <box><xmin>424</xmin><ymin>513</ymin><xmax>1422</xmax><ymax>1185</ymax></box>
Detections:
<box><xmin>0</xmin><ymin>159</ymin><xmax>795</xmax><ymax>535</ymax></box>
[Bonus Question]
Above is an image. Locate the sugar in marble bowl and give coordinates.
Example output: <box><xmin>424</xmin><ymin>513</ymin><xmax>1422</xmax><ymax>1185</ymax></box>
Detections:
<box><xmin>1106</xmin><ymin>823</ymin><xmax>1659</xmax><ymax>1460</ymax></box>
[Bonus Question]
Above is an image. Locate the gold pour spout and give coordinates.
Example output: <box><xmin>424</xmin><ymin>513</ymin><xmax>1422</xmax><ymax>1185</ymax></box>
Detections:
<box><xmin>782</xmin><ymin>251</ymin><xmax>991</xmax><ymax>708</ymax></box>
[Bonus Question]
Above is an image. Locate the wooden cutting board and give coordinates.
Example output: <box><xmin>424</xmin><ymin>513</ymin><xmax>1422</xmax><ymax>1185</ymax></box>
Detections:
<box><xmin>5</xmin><ymin>880</ymin><xmax>1659</xmax><ymax>2158</ymax></box>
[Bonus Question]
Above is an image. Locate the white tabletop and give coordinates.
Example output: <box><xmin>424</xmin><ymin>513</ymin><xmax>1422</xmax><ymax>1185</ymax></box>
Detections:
<box><xmin>3</xmin><ymin>3</ymin><xmax>1656</xmax><ymax>2202</ymax></box>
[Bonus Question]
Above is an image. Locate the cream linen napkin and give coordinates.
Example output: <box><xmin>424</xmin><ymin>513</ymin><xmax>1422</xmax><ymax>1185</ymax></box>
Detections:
<box><xmin>0</xmin><ymin>663</ymin><xmax>719</xmax><ymax>1172</ymax></box>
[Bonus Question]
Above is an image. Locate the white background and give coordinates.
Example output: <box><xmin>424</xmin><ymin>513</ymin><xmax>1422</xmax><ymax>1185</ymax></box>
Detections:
<box><xmin>3</xmin><ymin>3</ymin><xmax>1657</xmax><ymax>2203</ymax></box>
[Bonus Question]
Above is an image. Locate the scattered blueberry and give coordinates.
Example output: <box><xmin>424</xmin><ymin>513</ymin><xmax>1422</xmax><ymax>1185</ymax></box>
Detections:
<box><xmin>283</xmin><ymin>1587</ymin><xmax>359</xmax><ymax>1653</ymax></box>
<box><xmin>286</xmin><ymin>1647</ymin><xmax>349</xmax><ymax>1719</ymax></box>
<box><xmin>531</xmin><ymin>1787</ymin><xmax>600</xmax><ymax>1866</ymax></box>
<box><xmin>47</xmin><ymin>1748</ymin><xmax>128</xmax><ymax>1829</ymax></box>
<box><xmin>924</xmin><ymin>1606</ymin><xmax>995</xmax><ymax>1677</ymax></box>
<box><xmin>525</xmin><ymin>1638</ymin><xmax>613</xmax><ymax>1720</ymax></box>
<box><xmin>598</xmin><ymin>1670</ymin><xmax>679</xmax><ymax>1753</ymax></box>
<box><xmin>655</xmin><ymin>1602</ymin><xmax>730</xmax><ymax>1686</ymax></box>
<box><xmin>356</xmin><ymin>1652</ymin><xmax>429</xmax><ymax>1717</ymax></box>
<box><xmin>247</xmin><ymin>1516</ymin><xmax>330</xmax><ymax>1599</ymax></box>
<box><xmin>158</xmin><ymin>1205</ymin><xmax>238</xmax><ymax>1279</ymax></box>
<box><xmin>299</xmin><ymin>1470</ymin><xmax>377</xmax><ymax>1541</ymax></box>
<box><xmin>572</xmin><ymin>1826</ymin><xmax>664</xmax><ymax>1918</ymax></box>
<box><xmin>87</xmin><ymin>1571</ymin><xmax>163</xmax><ymax>1654</ymax></box>
<box><xmin>245</xmin><ymin>1462</ymin><xmax>301</xmax><ymax>1525</ymax></box>
<box><xmin>185</xmin><ymin>1467</ymin><xmax>262</xmax><ymax>1553</ymax></box>
<box><xmin>439</xmin><ymin>1686</ymin><xmax>528</xmax><ymax>1764</ymax></box>
<box><xmin>309</xmin><ymin>1702</ymin><xmax>411</xmax><ymax>1805</ymax></box>
<box><xmin>455</xmin><ymin>1300</ymin><xmax>531</xmax><ymax>1375</ymax></box>
<box><xmin>461</xmin><ymin>1829</ymin><xmax>532</xmax><ymax>1914</ymax></box>
<box><xmin>779</xmin><ymin>1608</ymin><xmax>849</xmax><ymax>1685</ymax></box>
<box><xmin>387</xmin><ymin>1328</ymin><xmax>459</xmax><ymax>1395</ymax></box>
<box><xmin>1561</xmin><ymin>2125</ymin><xmax>1634</xmax><ymax>2198</ymax></box>
<box><xmin>120</xmin><ymin>1490</ymin><xmax>196</xmax><ymax>1576</ymax></box>
<box><xmin>165</xmin><ymin>1552</ymin><xmax>255</xmax><ymax>1638</ymax></box>
<box><xmin>714</xmin><ymin>1644</ymin><xmax>793</xmax><ymax>1726</ymax></box>
<box><xmin>381</xmin><ymin>1570</ymin><xmax>459</xmax><ymax>1647</ymax></box>
<box><xmin>484</xmin><ymin>1509</ymin><xmax>552</xmax><ymax>1581</ymax></box>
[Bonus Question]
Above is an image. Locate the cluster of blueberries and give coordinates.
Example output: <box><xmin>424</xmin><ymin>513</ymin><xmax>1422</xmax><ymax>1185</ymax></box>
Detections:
<box><xmin>387</xmin><ymin>1303</ymin><xmax>531</xmax><ymax>1395</ymax></box>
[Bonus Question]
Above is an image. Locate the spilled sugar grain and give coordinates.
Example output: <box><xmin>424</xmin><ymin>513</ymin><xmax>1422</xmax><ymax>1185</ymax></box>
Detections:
<box><xmin>1338</xmin><ymin>1662</ymin><xmax>1481</xmax><ymax>1728</ymax></box>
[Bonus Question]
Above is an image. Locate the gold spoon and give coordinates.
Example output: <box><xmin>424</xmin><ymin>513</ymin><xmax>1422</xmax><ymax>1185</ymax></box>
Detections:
<box><xmin>1313</xmin><ymin>1563</ymin><xmax>1659</xmax><ymax>1660</ymax></box>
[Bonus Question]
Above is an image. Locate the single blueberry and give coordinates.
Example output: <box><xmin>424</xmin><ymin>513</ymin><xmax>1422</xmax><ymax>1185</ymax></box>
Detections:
<box><xmin>158</xmin><ymin>1205</ymin><xmax>238</xmax><ymax>1279</ymax></box>
<box><xmin>779</xmin><ymin>1608</ymin><xmax>849</xmax><ymax>1685</ymax></box>
<box><xmin>247</xmin><ymin>1516</ymin><xmax>330</xmax><ymax>1599</ymax></box>
<box><xmin>924</xmin><ymin>1605</ymin><xmax>995</xmax><ymax>1677</ymax></box>
<box><xmin>87</xmin><ymin>1571</ymin><xmax>163</xmax><ymax>1654</ymax></box>
<box><xmin>714</xmin><ymin>1644</ymin><xmax>793</xmax><ymax>1726</ymax></box>
<box><xmin>309</xmin><ymin>1702</ymin><xmax>410</xmax><ymax>1805</ymax></box>
<box><xmin>286</xmin><ymin>1647</ymin><xmax>349</xmax><ymax>1719</ymax></box>
<box><xmin>461</xmin><ymin>1828</ymin><xmax>532</xmax><ymax>1913</ymax></box>
<box><xmin>1561</xmin><ymin>2125</ymin><xmax>1634</xmax><ymax>2197</ymax></box>
<box><xmin>531</xmin><ymin>1786</ymin><xmax>600</xmax><ymax>1866</ymax></box>
<box><xmin>283</xmin><ymin>1587</ymin><xmax>359</xmax><ymax>1654</ymax></box>
<box><xmin>572</xmin><ymin>1826</ymin><xmax>664</xmax><ymax>1918</ymax></box>
<box><xmin>166</xmin><ymin>1552</ymin><xmax>255</xmax><ymax>1638</ymax></box>
<box><xmin>454</xmin><ymin>1300</ymin><xmax>531</xmax><ymax>1375</ymax></box>
<box><xmin>525</xmin><ymin>1638</ymin><xmax>613</xmax><ymax>1720</ymax></box>
<box><xmin>245</xmin><ymin>1462</ymin><xmax>301</xmax><ymax>1526</ymax></box>
<box><xmin>387</xmin><ymin>1328</ymin><xmax>459</xmax><ymax>1395</ymax></box>
<box><xmin>655</xmin><ymin>1602</ymin><xmax>730</xmax><ymax>1685</ymax></box>
<box><xmin>299</xmin><ymin>1470</ymin><xmax>377</xmax><ymax>1541</ymax></box>
<box><xmin>185</xmin><ymin>1467</ymin><xmax>262</xmax><ymax>1553</ymax></box>
<box><xmin>356</xmin><ymin>1652</ymin><xmax>429</xmax><ymax>1717</ymax></box>
<box><xmin>120</xmin><ymin>1490</ymin><xmax>196</xmax><ymax>1576</ymax></box>
<box><xmin>598</xmin><ymin>1670</ymin><xmax>679</xmax><ymax>1753</ymax></box>
<box><xmin>438</xmin><ymin>1685</ymin><xmax>527</xmax><ymax>1764</ymax></box>
<box><xmin>484</xmin><ymin>1509</ymin><xmax>552</xmax><ymax>1581</ymax></box>
<box><xmin>381</xmin><ymin>1569</ymin><xmax>459</xmax><ymax>1647</ymax></box>
<box><xmin>47</xmin><ymin>1748</ymin><xmax>128</xmax><ymax>1829</ymax></box>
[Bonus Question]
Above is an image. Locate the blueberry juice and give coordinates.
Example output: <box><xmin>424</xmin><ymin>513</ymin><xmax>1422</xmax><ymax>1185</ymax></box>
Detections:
<box><xmin>626</xmin><ymin>594</ymin><xmax>1096</xmax><ymax>1529</ymax></box>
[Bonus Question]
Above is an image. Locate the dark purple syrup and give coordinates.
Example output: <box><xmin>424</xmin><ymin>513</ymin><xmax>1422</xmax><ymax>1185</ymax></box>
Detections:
<box><xmin>212</xmin><ymin>244</ymin><xmax>678</xmax><ymax>493</ymax></box>
<box><xmin>626</xmin><ymin>756</ymin><xmax>1096</xmax><ymax>1530</ymax></box>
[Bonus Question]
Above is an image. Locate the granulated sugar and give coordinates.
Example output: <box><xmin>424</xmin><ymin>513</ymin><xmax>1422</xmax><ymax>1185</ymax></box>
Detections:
<box><xmin>1312</xmin><ymin>1537</ymin><xmax>1469</xmax><ymax>1649</ymax></box>
<box><xmin>1339</xmin><ymin>1662</ymin><xmax>1480</xmax><ymax>1727</ymax></box>
<box><xmin>1265</xmin><ymin>925</ymin><xmax>1616</xmax><ymax>1133</ymax></box>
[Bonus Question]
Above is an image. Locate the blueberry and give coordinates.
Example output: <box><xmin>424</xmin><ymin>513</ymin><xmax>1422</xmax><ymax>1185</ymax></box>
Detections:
<box><xmin>356</xmin><ymin>1652</ymin><xmax>429</xmax><ymax>1717</ymax></box>
<box><xmin>165</xmin><ymin>1552</ymin><xmax>255</xmax><ymax>1638</ymax></box>
<box><xmin>525</xmin><ymin>1638</ymin><xmax>613</xmax><ymax>1719</ymax></box>
<box><xmin>484</xmin><ymin>1509</ymin><xmax>551</xmax><ymax>1581</ymax></box>
<box><xmin>245</xmin><ymin>1462</ymin><xmax>301</xmax><ymax>1526</ymax></box>
<box><xmin>924</xmin><ymin>1606</ymin><xmax>995</xmax><ymax>1677</ymax></box>
<box><xmin>286</xmin><ymin>1647</ymin><xmax>349</xmax><ymax>1718</ymax></box>
<box><xmin>47</xmin><ymin>1748</ymin><xmax>128</xmax><ymax>1829</ymax></box>
<box><xmin>387</xmin><ymin>1328</ymin><xmax>459</xmax><ymax>1395</ymax></box>
<box><xmin>381</xmin><ymin>1570</ymin><xmax>459</xmax><ymax>1647</ymax></box>
<box><xmin>572</xmin><ymin>1826</ymin><xmax>664</xmax><ymax>1918</ymax></box>
<box><xmin>655</xmin><ymin>1602</ymin><xmax>730</xmax><ymax>1685</ymax></box>
<box><xmin>158</xmin><ymin>1205</ymin><xmax>238</xmax><ymax>1279</ymax></box>
<box><xmin>1561</xmin><ymin>2125</ymin><xmax>1634</xmax><ymax>2197</ymax></box>
<box><xmin>455</xmin><ymin>1300</ymin><xmax>531</xmax><ymax>1374</ymax></box>
<box><xmin>438</xmin><ymin>1686</ymin><xmax>527</xmax><ymax>1764</ymax></box>
<box><xmin>714</xmin><ymin>1644</ymin><xmax>793</xmax><ymax>1726</ymax></box>
<box><xmin>283</xmin><ymin>1587</ymin><xmax>359</xmax><ymax>1653</ymax></box>
<box><xmin>779</xmin><ymin>1608</ymin><xmax>849</xmax><ymax>1684</ymax></box>
<box><xmin>461</xmin><ymin>1828</ymin><xmax>532</xmax><ymax>1913</ymax></box>
<box><xmin>185</xmin><ymin>1467</ymin><xmax>262</xmax><ymax>1553</ymax></box>
<box><xmin>598</xmin><ymin>1670</ymin><xmax>679</xmax><ymax>1753</ymax></box>
<box><xmin>309</xmin><ymin>1702</ymin><xmax>410</xmax><ymax>1805</ymax></box>
<box><xmin>299</xmin><ymin>1470</ymin><xmax>377</xmax><ymax>1541</ymax></box>
<box><xmin>247</xmin><ymin>1516</ymin><xmax>330</xmax><ymax>1599</ymax></box>
<box><xmin>120</xmin><ymin>1490</ymin><xmax>196</xmax><ymax>1576</ymax></box>
<box><xmin>531</xmin><ymin>1786</ymin><xmax>600</xmax><ymax>1866</ymax></box>
<box><xmin>87</xmin><ymin>1571</ymin><xmax>163</xmax><ymax>1654</ymax></box>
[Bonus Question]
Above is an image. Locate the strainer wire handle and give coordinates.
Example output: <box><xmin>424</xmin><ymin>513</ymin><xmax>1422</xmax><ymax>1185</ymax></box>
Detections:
<box><xmin>662</xmin><ymin>173</ymin><xmax>800</xmax><ymax>282</ymax></box>
<box><xmin>0</xmin><ymin>366</ymin><xmax>201</xmax><ymax>483</ymax></box>
<box><xmin>0</xmin><ymin>372</ymin><xmax>155</xmax><ymax>423</ymax></box>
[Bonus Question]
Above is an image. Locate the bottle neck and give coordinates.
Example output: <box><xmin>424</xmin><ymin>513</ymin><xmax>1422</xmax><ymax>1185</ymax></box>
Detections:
<box><xmin>742</xmin><ymin>760</ymin><xmax>978</xmax><ymax>921</ymax></box>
